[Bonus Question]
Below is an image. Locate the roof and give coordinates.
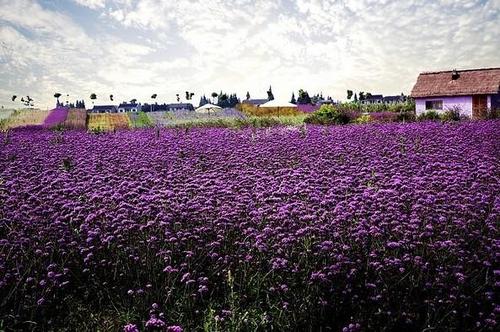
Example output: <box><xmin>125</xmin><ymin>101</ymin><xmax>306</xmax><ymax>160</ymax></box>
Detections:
<box><xmin>118</xmin><ymin>103</ymin><xmax>139</xmax><ymax>108</ymax></box>
<box><xmin>167</xmin><ymin>103</ymin><xmax>194</xmax><ymax>110</ymax></box>
<box><xmin>92</xmin><ymin>105</ymin><xmax>117</xmax><ymax>110</ymax></box>
<box><xmin>242</xmin><ymin>99</ymin><xmax>268</xmax><ymax>106</ymax></box>
<box><xmin>411</xmin><ymin>67</ymin><xmax>500</xmax><ymax>98</ymax></box>
<box><xmin>259</xmin><ymin>99</ymin><xmax>297</xmax><ymax>108</ymax></box>
<box><xmin>365</xmin><ymin>94</ymin><xmax>383</xmax><ymax>100</ymax></box>
<box><xmin>383</xmin><ymin>95</ymin><xmax>403</xmax><ymax>102</ymax></box>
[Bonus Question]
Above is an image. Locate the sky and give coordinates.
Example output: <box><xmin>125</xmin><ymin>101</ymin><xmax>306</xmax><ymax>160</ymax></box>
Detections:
<box><xmin>0</xmin><ymin>0</ymin><xmax>499</xmax><ymax>109</ymax></box>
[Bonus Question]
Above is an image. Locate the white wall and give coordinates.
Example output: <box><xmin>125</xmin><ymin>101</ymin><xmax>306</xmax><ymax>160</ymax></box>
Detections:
<box><xmin>415</xmin><ymin>96</ymin><xmax>473</xmax><ymax>117</ymax></box>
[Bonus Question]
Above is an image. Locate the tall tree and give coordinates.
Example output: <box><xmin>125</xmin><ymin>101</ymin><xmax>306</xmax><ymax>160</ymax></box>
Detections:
<box><xmin>267</xmin><ymin>85</ymin><xmax>274</xmax><ymax>101</ymax></box>
<box><xmin>297</xmin><ymin>89</ymin><xmax>311</xmax><ymax>104</ymax></box>
<box><xmin>290</xmin><ymin>92</ymin><xmax>296</xmax><ymax>104</ymax></box>
<box><xmin>110</xmin><ymin>94</ymin><xmax>114</xmax><ymax>101</ymax></box>
<box><xmin>90</xmin><ymin>93</ymin><xmax>97</xmax><ymax>106</ymax></box>
<box><xmin>11</xmin><ymin>95</ymin><xmax>16</xmax><ymax>102</ymax></box>
<box><xmin>218</xmin><ymin>93</ymin><xmax>229</xmax><ymax>108</ymax></box>
<box><xmin>246</xmin><ymin>91</ymin><xmax>250</xmax><ymax>100</ymax></box>
<box><xmin>359</xmin><ymin>92</ymin><xmax>365</xmax><ymax>101</ymax></box>
<box><xmin>347</xmin><ymin>90</ymin><xmax>353</xmax><ymax>100</ymax></box>
<box><xmin>354</xmin><ymin>93</ymin><xmax>358</xmax><ymax>102</ymax></box>
<box><xmin>150</xmin><ymin>94</ymin><xmax>157</xmax><ymax>112</ymax></box>
<box><xmin>54</xmin><ymin>93</ymin><xmax>61</xmax><ymax>107</ymax></box>
<box><xmin>176</xmin><ymin>94</ymin><xmax>180</xmax><ymax>102</ymax></box>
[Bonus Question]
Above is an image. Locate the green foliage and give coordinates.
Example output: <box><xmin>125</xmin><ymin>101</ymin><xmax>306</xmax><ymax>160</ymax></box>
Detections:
<box><xmin>90</xmin><ymin>126</ymin><xmax>105</xmax><ymax>134</ymax></box>
<box><xmin>61</xmin><ymin>157</ymin><xmax>73</xmax><ymax>171</ymax></box>
<box><xmin>354</xmin><ymin>113</ymin><xmax>371</xmax><ymax>124</ymax></box>
<box><xmin>131</xmin><ymin>112</ymin><xmax>153</xmax><ymax>128</ymax></box>
<box><xmin>417</xmin><ymin>110</ymin><xmax>441</xmax><ymax>121</ymax></box>
<box><xmin>397</xmin><ymin>111</ymin><xmax>416</xmax><ymax>122</ymax></box>
<box><xmin>304</xmin><ymin>104</ymin><xmax>356</xmax><ymax>125</ymax></box>
<box><xmin>485</xmin><ymin>108</ymin><xmax>499</xmax><ymax>119</ymax></box>
<box><xmin>166</xmin><ymin>115</ymin><xmax>307</xmax><ymax>129</ymax></box>
<box><xmin>441</xmin><ymin>108</ymin><xmax>461</xmax><ymax>122</ymax></box>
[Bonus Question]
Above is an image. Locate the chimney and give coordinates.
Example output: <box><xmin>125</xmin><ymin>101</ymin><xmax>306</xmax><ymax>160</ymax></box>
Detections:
<box><xmin>451</xmin><ymin>69</ymin><xmax>460</xmax><ymax>80</ymax></box>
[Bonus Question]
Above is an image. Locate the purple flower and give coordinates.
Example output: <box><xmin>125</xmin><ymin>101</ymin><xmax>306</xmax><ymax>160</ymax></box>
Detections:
<box><xmin>145</xmin><ymin>317</ymin><xmax>165</xmax><ymax>329</ymax></box>
<box><xmin>123</xmin><ymin>323</ymin><xmax>139</xmax><ymax>332</ymax></box>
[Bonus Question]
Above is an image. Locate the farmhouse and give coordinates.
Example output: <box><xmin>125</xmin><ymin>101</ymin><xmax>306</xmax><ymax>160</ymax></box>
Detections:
<box><xmin>167</xmin><ymin>103</ymin><xmax>195</xmax><ymax>112</ymax></box>
<box><xmin>118</xmin><ymin>103</ymin><xmax>140</xmax><ymax>113</ymax></box>
<box><xmin>361</xmin><ymin>94</ymin><xmax>383</xmax><ymax>104</ymax></box>
<box><xmin>411</xmin><ymin>67</ymin><xmax>500</xmax><ymax>118</ymax></box>
<box><xmin>383</xmin><ymin>95</ymin><xmax>406</xmax><ymax>104</ymax></box>
<box><xmin>91</xmin><ymin>105</ymin><xmax>118</xmax><ymax>113</ymax></box>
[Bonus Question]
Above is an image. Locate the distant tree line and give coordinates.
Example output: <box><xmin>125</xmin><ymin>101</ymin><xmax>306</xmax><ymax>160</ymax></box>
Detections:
<box><xmin>199</xmin><ymin>92</ymin><xmax>240</xmax><ymax>108</ymax></box>
<box><xmin>289</xmin><ymin>90</ymin><xmax>333</xmax><ymax>105</ymax></box>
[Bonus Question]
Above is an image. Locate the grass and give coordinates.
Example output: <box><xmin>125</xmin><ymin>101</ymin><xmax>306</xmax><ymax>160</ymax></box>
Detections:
<box><xmin>0</xmin><ymin>109</ymin><xmax>50</xmax><ymax>130</ymax></box>
<box><xmin>63</xmin><ymin>109</ymin><xmax>88</xmax><ymax>130</ymax></box>
<box><xmin>88</xmin><ymin>113</ymin><xmax>131</xmax><ymax>132</ymax></box>
<box><xmin>165</xmin><ymin>114</ymin><xmax>308</xmax><ymax>129</ymax></box>
<box><xmin>237</xmin><ymin>103</ymin><xmax>304</xmax><ymax>117</ymax></box>
<box><xmin>128</xmin><ymin>112</ymin><xmax>153</xmax><ymax>128</ymax></box>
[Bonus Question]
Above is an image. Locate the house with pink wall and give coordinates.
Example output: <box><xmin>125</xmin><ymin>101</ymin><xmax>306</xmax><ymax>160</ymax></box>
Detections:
<box><xmin>410</xmin><ymin>67</ymin><xmax>500</xmax><ymax>118</ymax></box>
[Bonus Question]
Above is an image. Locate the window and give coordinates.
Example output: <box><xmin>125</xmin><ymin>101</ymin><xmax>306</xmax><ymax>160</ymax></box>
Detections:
<box><xmin>425</xmin><ymin>100</ymin><xmax>443</xmax><ymax>110</ymax></box>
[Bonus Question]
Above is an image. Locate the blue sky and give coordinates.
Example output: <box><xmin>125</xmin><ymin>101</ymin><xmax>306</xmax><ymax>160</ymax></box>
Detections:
<box><xmin>0</xmin><ymin>0</ymin><xmax>499</xmax><ymax>109</ymax></box>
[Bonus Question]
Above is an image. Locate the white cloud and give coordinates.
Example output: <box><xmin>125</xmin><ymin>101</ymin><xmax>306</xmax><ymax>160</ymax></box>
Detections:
<box><xmin>0</xmin><ymin>0</ymin><xmax>498</xmax><ymax>109</ymax></box>
<box><xmin>73</xmin><ymin>0</ymin><xmax>106</xmax><ymax>9</ymax></box>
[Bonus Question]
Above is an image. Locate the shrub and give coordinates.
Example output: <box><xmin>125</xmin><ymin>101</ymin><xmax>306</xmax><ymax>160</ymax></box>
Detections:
<box><xmin>370</xmin><ymin>112</ymin><xmax>398</xmax><ymax>123</ymax></box>
<box><xmin>397</xmin><ymin>111</ymin><xmax>416</xmax><ymax>122</ymax></box>
<box><xmin>237</xmin><ymin>103</ymin><xmax>303</xmax><ymax>117</ymax></box>
<box><xmin>417</xmin><ymin>110</ymin><xmax>441</xmax><ymax>121</ymax></box>
<box><xmin>440</xmin><ymin>107</ymin><xmax>462</xmax><ymax>122</ymax></box>
<box><xmin>304</xmin><ymin>104</ymin><xmax>359</xmax><ymax>125</ymax></box>
<box><xmin>354</xmin><ymin>114</ymin><xmax>371</xmax><ymax>124</ymax></box>
<box><xmin>485</xmin><ymin>108</ymin><xmax>499</xmax><ymax>119</ymax></box>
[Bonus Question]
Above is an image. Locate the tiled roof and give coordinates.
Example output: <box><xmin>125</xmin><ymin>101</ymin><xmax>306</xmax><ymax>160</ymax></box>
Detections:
<box><xmin>411</xmin><ymin>67</ymin><xmax>500</xmax><ymax>98</ymax></box>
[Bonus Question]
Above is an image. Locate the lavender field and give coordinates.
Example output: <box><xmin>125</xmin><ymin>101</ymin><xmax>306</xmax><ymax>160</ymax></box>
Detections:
<box><xmin>0</xmin><ymin>121</ymin><xmax>499</xmax><ymax>331</ymax></box>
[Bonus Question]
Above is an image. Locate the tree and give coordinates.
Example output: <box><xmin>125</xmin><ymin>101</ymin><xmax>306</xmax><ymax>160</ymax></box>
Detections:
<box><xmin>110</xmin><ymin>94</ymin><xmax>114</xmax><ymax>101</ymax></box>
<box><xmin>359</xmin><ymin>92</ymin><xmax>365</xmax><ymax>101</ymax></box>
<box><xmin>176</xmin><ymin>94</ymin><xmax>180</xmax><ymax>102</ymax></box>
<box><xmin>199</xmin><ymin>95</ymin><xmax>209</xmax><ymax>107</ymax></box>
<box><xmin>366</xmin><ymin>92</ymin><xmax>372</xmax><ymax>99</ymax></box>
<box><xmin>21</xmin><ymin>96</ymin><xmax>33</xmax><ymax>107</ymax></box>
<box><xmin>11</xmin><ymin>95</ymin><xmax>16</xmax><ymax>102</ymax></box>
<box><xmin>347</xmin><ymin>90</ymin><xmax>353</xmax><ymax>100</ymax></box>
<box><xmin>297</xmin><ymin>89</ymin><xmax>311</xmax><ymax>104</ymax></box>
<box><xmin>290</xmin><ymin>92</ymin><xmax>296</xmax><ymax>104</ymax></box>
<box><xmin>130</xmin><ymin>98</ymin><xmax>137</xmax><ymax>104</ymax></box>
<box><xmin>217</xmin><ymin>93</ymin><xmax>229</xmax><ymax>108</ymax></box>
<box><xmin>211</xmin><ymin>92</ymin><xmax>218</xmax><ymax>104</ymax></box>
<box><xmin>246</xmin><ymin>91</ymin><xmax>250</xmax><ymax>100</ymax></box>
<box><xmin>149</xmin><ymin>94</ymin><xmax>157</xmax><ymax>112</ymax></box>
<box><xmin>54</xmin><ymin>93</ymin><xmax>61</xmax><ymax>107</ymax></box>
<box><xmin>267</xmin><ymin>85</ymin><xmax>274</xmax><ymax>101</ymax></box>
<box><xmin>90</xmin><ymin>93</ymin><xmax>97</xmax><ymax>106</ymax></box>
<box><xmin>354</xmin><ymin>93</ymin><xmax>358</xmax><ymax>102</ymax></box>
